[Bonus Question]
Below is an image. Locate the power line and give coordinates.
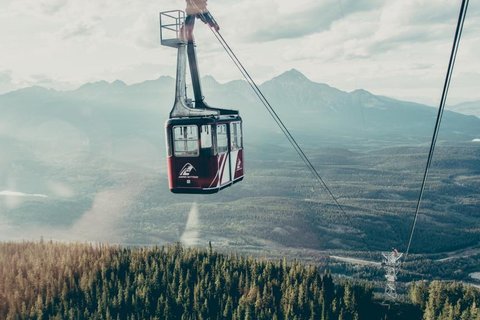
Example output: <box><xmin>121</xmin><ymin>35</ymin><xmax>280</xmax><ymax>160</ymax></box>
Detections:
<box><xmin>403</xmin><ymin>0</ymin><xmax>469</xmax><ymax>260</ymax></box>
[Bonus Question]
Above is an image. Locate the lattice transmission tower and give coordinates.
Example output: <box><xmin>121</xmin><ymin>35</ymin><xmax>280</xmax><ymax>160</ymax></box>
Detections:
<box><xmin>382</xmin><ymin>249</ymin><xmax>403</xmax><ymax>300</ymax></box>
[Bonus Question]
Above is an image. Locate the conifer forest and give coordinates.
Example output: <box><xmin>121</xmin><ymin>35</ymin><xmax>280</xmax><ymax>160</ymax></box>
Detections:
<box><xmin>1</xmin><ymin>242</ymin><xmax>479</xmax><ymax>319</ymax></box>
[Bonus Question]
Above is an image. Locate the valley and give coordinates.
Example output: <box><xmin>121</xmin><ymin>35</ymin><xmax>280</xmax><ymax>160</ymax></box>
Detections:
<box><xmin>0</xmin><ymin>71</ymin><xmax>479</xmax><ymax>289</ymax></box>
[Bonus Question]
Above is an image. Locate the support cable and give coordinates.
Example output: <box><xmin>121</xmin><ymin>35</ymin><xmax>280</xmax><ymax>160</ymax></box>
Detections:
<box><xmin>213</xmin><ymin>29</ymin><xmax>345</xmax><ymax>211</ymax></box>
<box><xmin>183</xmin><ymin>2</ymin><xmax>371</xmax><ymax>249</ymax></box>
<box><xmin>403</xmin><ymin>0</ymin><xmax>469</xmax><ymax>260</ymax></box>
<box><xmin>201</xmin><ymin>21</ymin><xmax>372</xmax><ymax>249</ymax></box>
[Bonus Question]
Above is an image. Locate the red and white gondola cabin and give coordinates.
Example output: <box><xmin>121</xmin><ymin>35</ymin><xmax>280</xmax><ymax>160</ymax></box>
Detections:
<box><xmin>166</xmin><ymin>116</ymin><xmax>244</xmax><ymax>193</ymax></box>
<box><xmin>160</xmin><ymin>10</ymin><xmax>244</xmax><ymax>193</ymax></box>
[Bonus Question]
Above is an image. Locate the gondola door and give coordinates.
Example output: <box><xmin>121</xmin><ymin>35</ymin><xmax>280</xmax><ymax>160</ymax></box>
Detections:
<box><xmin>229</xmin><ymin>121</ymin><xmax>244</xmax><ymax>182</ymax></box>
<box><xmin>169</xmin><ymin>124</ymin><xmax>201</xmax><ymax>190</ymax></box>
<box><xmin>216</xmin><ymin>123</ymin><xmax>231</xmax><ymax>187</ymax></box>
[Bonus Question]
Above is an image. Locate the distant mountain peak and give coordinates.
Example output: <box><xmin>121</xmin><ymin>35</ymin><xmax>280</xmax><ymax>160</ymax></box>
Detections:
<box><xmin>274</xmin><ymin>68</ymin><xmax>311</xmax><ymax>82</ymax></box>
<box><xmin>4</xmin><ymin>85</ymin><xmax>55</xmax><ymax>97</ymax></box>
<box><xmin>76</xmin><ymin>79</ymin><xmax>127</xmax><ymax>91</ymax></box>
<box><xmin>351</xmin><ymin>89</ymin><xmax>373</xmax><ymax>97</ymax></box>
<box><xmin>156</xmin><ymin>75</ymin><xmax>175</xmax><ymax>82</ymax></box>
<box><xmin>202</xmin><ymin>75</ymin><xmax>219</xmax><ymax>86</ymax></box>
<box><xmin>111</xmin><ymin>80</ymin><xmax>126</xmax><ymax>87</ymax></box>
<box><xmin>77</xmin><ymin>80</ymin><xmax>112</xmax><ymax>91</ymax></box>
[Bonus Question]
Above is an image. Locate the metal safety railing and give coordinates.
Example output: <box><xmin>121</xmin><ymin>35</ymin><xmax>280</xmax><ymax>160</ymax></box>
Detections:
<box><xmin>159</xmin><ymin>10</ymin><xmax>186</xmax><ymax>47</ymax></box>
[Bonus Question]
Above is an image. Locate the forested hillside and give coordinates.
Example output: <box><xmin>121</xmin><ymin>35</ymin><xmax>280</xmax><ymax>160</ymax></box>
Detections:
<box><xmin>0</xmin><ymin>242</ymin><xmax>479</xmax><ymax>319</ymax></box>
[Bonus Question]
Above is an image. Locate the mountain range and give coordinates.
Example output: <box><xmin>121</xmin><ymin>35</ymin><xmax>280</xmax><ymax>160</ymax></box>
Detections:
<box><xmin>1</xmin><ymin>68</ymin><xmax>479</xmax><ymax>151</ymax></box>
<box><xmin>449</xmin><ymin>100</ymin><xmax>480</xmax><ymax>118</ymax></box>
<box><xmin>0</xmin><ymin>69</ymin><xmax>479</xmax><ymax>258</ymax></box>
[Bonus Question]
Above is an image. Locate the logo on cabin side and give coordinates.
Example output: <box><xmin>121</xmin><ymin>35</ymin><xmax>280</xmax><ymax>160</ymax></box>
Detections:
<box><xmin>179</xmin><ymin>163</ymin><xmax>198</xmax><ymax>178</ymax></box>
<box><xmin>236</xmin><ymin>158</ymin><xmax>242</xmax><ymax>171</ymax></box>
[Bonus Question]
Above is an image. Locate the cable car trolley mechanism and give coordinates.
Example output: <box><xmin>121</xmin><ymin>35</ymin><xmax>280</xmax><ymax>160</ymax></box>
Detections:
<box><xmin>160</xmin><ymin>10</ymin><xmax>244</xmax><ymax>193</ymax></box>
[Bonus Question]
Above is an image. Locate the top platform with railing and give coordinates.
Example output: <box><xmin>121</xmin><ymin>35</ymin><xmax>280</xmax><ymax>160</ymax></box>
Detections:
<box><xmin>159</xmin><ymin>10</ymin><xmax>187</xmax><ymax>48</ymax></box>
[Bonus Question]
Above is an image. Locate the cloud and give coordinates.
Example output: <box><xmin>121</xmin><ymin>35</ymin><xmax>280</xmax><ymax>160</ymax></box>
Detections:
<box><xmin>0</xmin><ymin>190</ymin><xmax>48</xmax><ymax>198</ymax></box>
<box><xmin>127</xmin><ymin>12</ymin><xmax>161</xmax><ymax>49</ymax></box>
<box><xmin>250</xmin><ymin>0</ymin><xmax>384</xmax><ymax>41</ymax></box>
<box><xmin>0</xmin><ymin>70</ymin><xmax>15</xmax><ymax>94</ymax></box>
<box><xmin>60</xmin><ymin>18</ymin><xmax>102</xmax><ymax>40</ymax></box>
<box><xmin>40</xmin><ymin>0</ymin><xmax>69</xmax><ymax>14</ymax></box>
<box><xmin>0</xmin><ymin>70</ymin><xmax>12</xmax><ymax>84</ymax></box>
<box><xmin>249</xmin><ymin>0</ymin><xmax>466</xmax><ymax>58</ymax></box>
<box><xmin>47</xmin><ymin>181</ymin><xmax>75</xmax><ymax>198</ymax></box>
<box><xmin>9</xmin><ymin>0</ymin><xmax>69</xmax><ymax>17</ymax></box>
<box><xmin>71</xmin><ymin>186</ymin><xmax>136</xmax><ymax>242</ymax></box>
<box><xmin>0</xmin><ymin>71</ymin><xmax>75</xmax><ymax>94</ymax></box>
<box><xmin>365</xmin><ymin>0</ymin><xmax>458</xmax><ymax>53</ymax></box>
<box><xmin>26</xmin><ymin>74</ymin><xmax>74</xmax><ymax>90</ymax></box>
<box><xmin>0</xmin><ymin>168</ymin><xmax>151</xmax><ymax>242</ymax></box>
<box><xmin>0</xmin><ymin>191</ymin><xmax>48</xmax><ymax>198</ymax></box>
<box><xmin>1</xmin><ymin>0</ymin><xmax>479</xmax><ymax>106</ymax></box>
<box><xmin>0</xmin><ymin>186</ymin><xmax>129</xmax><ymax>242</ymax></box>
<box><xmin>0</xmin><ymin>182</ymin><xmax>146</xmax><ymax>242</ymax></box>
<box><xmin>0</xmin><ymin>190</ymin><xmax>48</xmax><ymax>210</ymax></box>
<box><xmin>283</xmin><ymin>0</ymin><xmax>471</xmax><ymax>64</ymax></box>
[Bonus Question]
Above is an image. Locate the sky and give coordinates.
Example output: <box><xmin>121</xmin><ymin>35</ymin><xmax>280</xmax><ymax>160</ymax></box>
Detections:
<box><xmin>0</xmin><ymin>0</ymin><xmax>479</xmax><ymax>105</ymax></box>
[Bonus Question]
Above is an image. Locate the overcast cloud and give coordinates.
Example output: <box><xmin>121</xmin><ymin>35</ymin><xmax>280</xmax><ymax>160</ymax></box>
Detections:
<box><xmin>0</xmin><ymin>0</ymin><xmax>479</xmax><ymax>105</ymax></box>
<box><xmin>251</xmin><ymin>0</ymin><xmax>385</xmax><ymax>41</ymax></box>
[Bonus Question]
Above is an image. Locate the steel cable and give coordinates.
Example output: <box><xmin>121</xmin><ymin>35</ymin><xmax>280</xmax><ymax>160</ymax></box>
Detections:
<box><xmin>403</xmin><ymin>0</ymin><xmax>469</xmax><ymax>261</ymax></box>
<box><xmin>196</xmin><ymin>17</ymin><xmax>372</xmax><ymax>250</ymax></box>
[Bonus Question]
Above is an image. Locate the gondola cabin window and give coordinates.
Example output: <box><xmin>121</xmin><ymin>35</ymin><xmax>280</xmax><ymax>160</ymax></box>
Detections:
<box><xmin>230</xmin><ymin>122</ymin><xmax>242</xmax><ymax>150</ymax></box>
<box><xmin>217</xmin><ymin>124</ymin><xmax>228</xmax><ymax>153</ymax></box>
<box><xmin>200</xmin><ymin>125</ymin><xmax>212</xmax><ymax>149</ymax></box>
<box><xmin>173</xmin><ymin>125</ymin><xmax>199</xmax><ymax>157</ymax></box>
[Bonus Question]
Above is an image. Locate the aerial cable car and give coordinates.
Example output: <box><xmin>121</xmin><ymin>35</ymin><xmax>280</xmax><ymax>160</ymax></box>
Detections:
<box><xmin>160</xmin><ymin>10</ymin><xmax>244</xmax><ymax>193</ymax></box>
